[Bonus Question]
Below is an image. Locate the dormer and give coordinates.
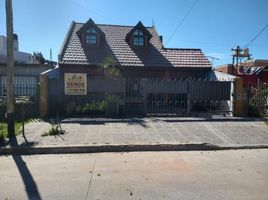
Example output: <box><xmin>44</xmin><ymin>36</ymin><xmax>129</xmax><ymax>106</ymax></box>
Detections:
<box><xmin>77</xmin><ymin>18</ymin><xmax>105</xmax><ymax>48</ymax></box>
<box><xmin>126</xmin><ymin>21</ymin><xmax>152</xmax><ymax>48</ymax></box>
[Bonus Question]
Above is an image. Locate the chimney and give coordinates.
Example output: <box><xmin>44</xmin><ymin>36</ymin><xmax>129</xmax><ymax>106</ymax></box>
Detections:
<box><xmin>159</xmin><ymin>35</ymin><xmax>163</xmax><ymax>44</ymax></box>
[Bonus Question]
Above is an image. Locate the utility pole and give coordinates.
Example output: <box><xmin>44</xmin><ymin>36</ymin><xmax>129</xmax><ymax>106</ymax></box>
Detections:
<box><xmin>207</xmin><ymin>56</ymin><xmax>219</xmax><ymax>67</ymax></box>
<box><xmin>50</xmin><ymin>48</ymin><xmax>52</xmax><ymax>61</ymax></box>
<box><xmin>231</xmin><ymin>46</ymin><xmax>243</xmax><ymax>69</ymax></box>
<box><xmin>6</xmin><ymin>0</ymin><xmax>15</xmax><ymax>137</ymax></box>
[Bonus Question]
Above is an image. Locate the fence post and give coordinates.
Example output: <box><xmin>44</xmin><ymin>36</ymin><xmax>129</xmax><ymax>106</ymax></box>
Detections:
<box><xmin>39</xmin><ymin>73</ymin><xmax>48</xmax><ymax>118</ymax></box>
<box><xmin>234</xmin><ymin>77</ymin><xmax>245</xmax><ymax>117</ymax></box>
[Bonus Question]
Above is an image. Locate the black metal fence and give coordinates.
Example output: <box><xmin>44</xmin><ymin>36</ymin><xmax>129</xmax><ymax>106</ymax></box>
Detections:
<box><xmin>0</xmin><ymin>76</ymin><xmax>39</xmax><ymax>118</ymax></box>
<box><xmin>48</xmin><ymin>77</ymin><xmax>233</xmax><ymax>116</ymax></box>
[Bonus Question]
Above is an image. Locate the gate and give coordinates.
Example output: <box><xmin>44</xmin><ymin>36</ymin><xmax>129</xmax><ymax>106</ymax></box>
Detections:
<box><xmin>125</xmin><ymin>79</ymin><xmax>232</xmax><ymax>115</ymax></box>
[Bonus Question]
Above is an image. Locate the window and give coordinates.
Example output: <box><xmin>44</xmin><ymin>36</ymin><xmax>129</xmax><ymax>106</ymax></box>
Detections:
<box><xmin>133</xmin><ymin>30</ymin><xmax>144</xmax><ymax>46</ymax></box>
<box><xmin>85</xmin><ymin>28</ymin><xmax>97</xmax><ymax>45</ymax></box>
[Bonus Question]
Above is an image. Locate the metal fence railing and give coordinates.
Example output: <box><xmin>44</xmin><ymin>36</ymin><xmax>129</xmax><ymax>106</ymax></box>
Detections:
<box><xmin>0</xmin><ymin>76</ymin><xmax>39</xmax><ymax>117</ymax></box>
<box><xmin>48</xmin><ymin>78</ymin><xmax>233</xmax><ymax>116</ymax></box>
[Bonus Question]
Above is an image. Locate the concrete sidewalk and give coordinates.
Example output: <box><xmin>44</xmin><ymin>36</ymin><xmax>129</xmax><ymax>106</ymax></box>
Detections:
<box><xmin>1</xmin><ymin>117</ymin><xmax>268</xmax><ymax>154</ymax></box>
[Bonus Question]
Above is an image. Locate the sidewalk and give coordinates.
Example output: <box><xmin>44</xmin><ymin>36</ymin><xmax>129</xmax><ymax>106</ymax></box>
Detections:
<box><xmin>1</xmin><ymin>117</ymin><xmax>268</xmax><ymax>154</ymax></box>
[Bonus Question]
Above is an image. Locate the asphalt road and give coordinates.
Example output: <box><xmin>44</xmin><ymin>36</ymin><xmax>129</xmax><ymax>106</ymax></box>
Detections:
<box><xmin>1</xmin><ymin>150</ymin><xmax>268</xmax><ymax>200</ymax></box>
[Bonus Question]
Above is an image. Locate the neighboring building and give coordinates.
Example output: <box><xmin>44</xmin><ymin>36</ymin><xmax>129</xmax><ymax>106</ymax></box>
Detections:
<box><xmin>216</xmin><ymin>59</ymin><xmax>268</xmax><ymax>87</ymax></box>
<box><xmin>58</xmin><ymin>18</ymin><xmax>212</xmax><ymax>79</ymax></box>
<box><xmin>0</xmin><ymin>34</ymin><xmax>36</xmax><ymax>64</ymax></box>
<box><xmin>0</xmin><ymin>34</ymin><xmax>55</xmax><ymax>98</ymax></box>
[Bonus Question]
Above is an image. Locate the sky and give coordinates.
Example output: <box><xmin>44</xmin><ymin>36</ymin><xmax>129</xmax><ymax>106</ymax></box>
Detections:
<box><xmin>0</xmin><ymin>0</ymin><xmax>267</xmax><ymax>67</ymax></box>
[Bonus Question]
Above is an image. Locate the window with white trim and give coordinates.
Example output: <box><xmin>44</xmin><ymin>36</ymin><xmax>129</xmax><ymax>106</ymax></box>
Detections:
<box><xmin>133</xmin><ymin>30</ymin><xmax>144</xmax><ymax>46</ymax></box>
<box><xmin>85</xmin><ymin>28</ymin><xmax>97</xmax><ymax>45</ymax></box>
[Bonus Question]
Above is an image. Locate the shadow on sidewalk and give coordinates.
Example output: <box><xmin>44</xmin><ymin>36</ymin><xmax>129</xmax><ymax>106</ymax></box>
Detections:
<box><xmin>9</xmin><ymin>135</ymin><xmax>42</xmax><ymax>200</ymax></box>
<box><xmin>161</xmin><ymin>117</ymin><xmax>268</xmax><ymax>123</ymax></box>
<box><xmin>59</xmin><ymin>117</ymin><xmax>150</xmax><ymax>128</ymax></box>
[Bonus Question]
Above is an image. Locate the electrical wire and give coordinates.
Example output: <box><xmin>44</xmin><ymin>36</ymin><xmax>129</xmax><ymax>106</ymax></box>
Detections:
<box><xmin>165</xmin><ymin>0</ymin><xmax>198</xmax><ymax>46</ymax></box>
<box><xmin>244</xmin><ymin>23</ymin><xmax>268</xmax><ymax>47</ymax></box>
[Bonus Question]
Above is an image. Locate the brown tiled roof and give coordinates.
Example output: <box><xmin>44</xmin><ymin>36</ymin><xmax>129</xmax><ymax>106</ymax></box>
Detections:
<box><xmin>59</xmin><ymin>21</ymin><xmax>211</xmax><ymax>68</ymax></box>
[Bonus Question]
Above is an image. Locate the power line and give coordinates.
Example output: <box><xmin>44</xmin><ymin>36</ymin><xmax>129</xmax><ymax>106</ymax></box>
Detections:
<box><xmin>165</xmin><ymin>0</ymin><xmax>198</xmax><ymax>46</ymax></box>
<box><xmin>244</xmin><ymin>23</ymin><xmax>268</xmax><ymax>47</ymax></box>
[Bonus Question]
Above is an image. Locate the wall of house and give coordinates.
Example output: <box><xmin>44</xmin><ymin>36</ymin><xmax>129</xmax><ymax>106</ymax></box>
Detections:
<box><xmin>215</xmin><ymin>64</ymin><xmax>234</xmax><ymax>75</ymax></box>
<box><xmin>60</xmin><ymin>64</ymin><xmax>105</xmax><ymax>79</ymax></box>
<box><xmin>121</xmin><ymin>67</ymin><xmax>211</xmax><ymax>80</ymax></box>
<box><xmin>60</xmin><ymin>64</ymin><xmax>211</xmax><ymax>80</ymax></box>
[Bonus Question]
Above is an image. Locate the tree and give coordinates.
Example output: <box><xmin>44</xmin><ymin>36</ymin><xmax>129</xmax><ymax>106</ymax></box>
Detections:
<box><xmin>33</xmin><ymin>52</ymin><xmax>45</xmax><ymax>64</ymax></box>
<box><xmin>100</xmin><ymin>57</ymin><xmax>122</xmax><ymax>79</ymax></box>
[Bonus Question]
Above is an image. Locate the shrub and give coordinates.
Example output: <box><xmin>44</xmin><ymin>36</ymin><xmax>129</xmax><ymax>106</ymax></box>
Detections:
<box><xmin>65</xmin><ymin>101</ymin><xmax>108</xmax><ymax>116</ymax></box>
<box><xmin>98</xmin><ymin>101</ymin><xmax>107</xmax><ymax>114</ymax></box>
<box><xmin>105</xmin><ymin>95</ymin><xmax>123</xmax><ymax>105</ymax></box>
<box><xmin>249</xmin><ymin>84</ymin><xmax>268</xmax><ymax>117</ymax></box>
<box><xmin>42</xmin><ymin>123</ymin><xmax>65</xmax><ymax>137</ymax></box>
<box><xmin>75</xmin><ymin>105</ymin><xmax>82</xmax><ymax>114</ymax></box>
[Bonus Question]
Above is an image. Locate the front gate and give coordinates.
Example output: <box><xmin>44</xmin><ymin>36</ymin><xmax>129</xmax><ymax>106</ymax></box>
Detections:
<box><xmin>125</xmin><ymin>79</ymin><xmax>232</xmax><ymax>115</ymax></box>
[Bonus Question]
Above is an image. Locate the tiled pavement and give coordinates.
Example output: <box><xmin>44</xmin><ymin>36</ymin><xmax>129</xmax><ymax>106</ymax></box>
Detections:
<box><xmin>11</xmin><ymin>117</ymin><xmax>268</xmax><ymax>147</ymax></box>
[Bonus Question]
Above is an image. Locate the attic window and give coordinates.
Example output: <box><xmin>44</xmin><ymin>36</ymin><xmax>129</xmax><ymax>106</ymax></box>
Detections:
<box><xmin>85</xmin><ymin>27</ymin><xmax>97</xmax><ymax>45</ymax></box>
<box><xmin>132</xmin><ymin>30</ymin><xmax>144</xmax><ymax>46</ymax></box>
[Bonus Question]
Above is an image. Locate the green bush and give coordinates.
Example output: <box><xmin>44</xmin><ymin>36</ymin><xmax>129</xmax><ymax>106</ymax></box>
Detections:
<box><xmin>249</xmin><ymin>84</ymin><xmax>268</xmax><ymax>117</ymax></box>
<box><xmin>248</xmin><ymin>104</ymin><xmax>261</xmax><ymax>117</ymax></box>
<box><xmin>98</xmin><ymin>101</ymin><xmax>107</xmax><ymax>113</ymax></box>
<box><xmin>42</xmin><ymin>123</ymin><xmax>65</xmax><ymax>137</ymax></box>
<box><xmin>75</xmin><ymin>105</ymin><xmax>82</xmax><ymax>114</ymax></box>
<box><xmin>66</xmin><ymin>101</ymin><xmax>107</xmax><ymax>116</ymax></box>
<box><xmin>105</xmin><ymin>95</ymin><xmax>123</xmax><ymax>105</ymax></box>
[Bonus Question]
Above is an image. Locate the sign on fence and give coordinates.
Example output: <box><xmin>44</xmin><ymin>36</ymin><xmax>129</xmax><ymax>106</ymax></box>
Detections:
<box><xmin>64</xmin><ymin>73</ymin><xmax>87</xmax><ymax>95</ymax></box>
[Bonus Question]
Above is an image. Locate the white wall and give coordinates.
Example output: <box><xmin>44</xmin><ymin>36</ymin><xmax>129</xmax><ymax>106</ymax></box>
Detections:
<box><xmin>0</xmin><ymin>35</ymin><xmax>34</xmax><ymax>64</ymax></box>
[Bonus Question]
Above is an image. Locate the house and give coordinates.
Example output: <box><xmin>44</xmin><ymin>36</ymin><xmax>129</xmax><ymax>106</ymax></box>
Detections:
<box><xmin>40</xmin><ymin>18</ymin><xmax>237</xmax><ymax>117</ymax></box>
<box><xmin>216</xmin><ymin>59</ymin><xmax>268</xmax><ymax>87</ymax></box>
<box><xmin>58</xmin><ymin>18</ymin><xmax>212</xmax><ymax>79</ymax></box>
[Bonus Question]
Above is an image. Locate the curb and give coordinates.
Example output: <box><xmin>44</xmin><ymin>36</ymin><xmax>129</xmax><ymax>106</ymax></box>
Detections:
<box><xmin>1</xmin><ymin>143</ymin><xmax>268</xmax><ymax>155</ymax></box>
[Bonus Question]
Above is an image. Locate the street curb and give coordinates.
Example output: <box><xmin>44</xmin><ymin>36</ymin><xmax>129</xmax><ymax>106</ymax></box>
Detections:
<box><xmin>1</xmin><ymin>143</ymin><xmax>268</xmax><ymax>155</ymax></box>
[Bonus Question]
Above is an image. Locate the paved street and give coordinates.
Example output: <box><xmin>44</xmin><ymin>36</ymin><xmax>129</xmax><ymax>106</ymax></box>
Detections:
<box><xmin>0</xmin><ymin>149</ymin><xmax>268</xmax><ymax>200</ymax></box>
<box><xmin>10</xmin><ymin>117</ymin><xmax>268</xmax><ymax>148</ymax></box>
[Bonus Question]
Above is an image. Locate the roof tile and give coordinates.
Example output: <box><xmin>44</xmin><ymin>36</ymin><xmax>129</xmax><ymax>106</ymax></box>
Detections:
<box><xmin>59</xmin><ymin>22</ymin><xmax>211</xmax><ymax>68</ymax></box>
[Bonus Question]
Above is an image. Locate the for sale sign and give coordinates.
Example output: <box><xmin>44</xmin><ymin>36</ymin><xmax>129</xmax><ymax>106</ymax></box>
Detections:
<box><xmin>64</xmin><ymin>73</ymin><xmax>87</xmax><ymax>95</ymax></box>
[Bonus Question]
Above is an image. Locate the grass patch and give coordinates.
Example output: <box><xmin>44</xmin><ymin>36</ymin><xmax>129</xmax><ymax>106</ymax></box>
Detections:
<box><xmin>41</xmin><ymin>123</ymin><xmax>65</xmax><ymax>137</ymax></box>
<box><xmin>0</xmin><ymin>121</ymin><xmax>24</xmax><ymax>143</ymax></box>
<box><xmin>264</xmin><ymin>121</ymin><xmax>268</xmax><ymax>126</ymax></box>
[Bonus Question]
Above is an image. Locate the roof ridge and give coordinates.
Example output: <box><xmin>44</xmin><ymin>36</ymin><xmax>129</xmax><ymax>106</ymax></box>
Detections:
<box><xmin>165</xmin><ymin>48</ymin><xmax>201</xmax><ymax>51</ymax></box>
<box><xmin>74</xmin><ymin>21</ymin><xmax>153</xmax><ymax>28</ymax></box>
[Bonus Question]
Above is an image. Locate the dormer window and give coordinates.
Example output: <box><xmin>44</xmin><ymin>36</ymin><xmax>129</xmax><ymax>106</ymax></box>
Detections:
<box><xmin>85</xmin><ymin>27</ymin><xmax>97</xmax><ymax>45</ymax></box>
<box><xmin>126</xmin><ymin>21</ymin><xmax>152</xmax><ymax>48</ymax></box>
<box><xmin>133</xmin><ymin>30</ymin><xmax>144</xmax><ymax>46</ymax></box>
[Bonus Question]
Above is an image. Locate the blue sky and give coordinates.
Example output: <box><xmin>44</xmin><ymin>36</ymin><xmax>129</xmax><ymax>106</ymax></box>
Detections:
<box><xmin>0</xmin><ymin>0</ymin><xmax>267</xmax><ymax>66</ymax></box>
